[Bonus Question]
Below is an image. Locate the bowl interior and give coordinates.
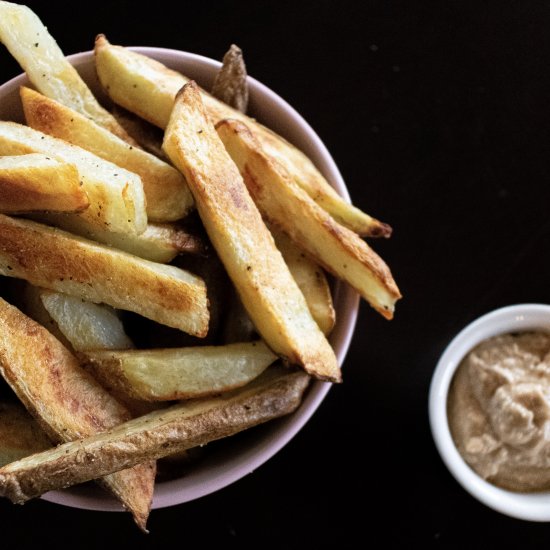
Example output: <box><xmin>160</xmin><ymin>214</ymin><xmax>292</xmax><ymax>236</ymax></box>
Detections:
<box><xmin>429</xmin><ymin>304</ymin><xmax>550</xmax><ymax>521</ymax></box>
<box><xmin>0</xmin><ymin>48</ymin><xmax>359</xmax><ymax>510</ymax></box>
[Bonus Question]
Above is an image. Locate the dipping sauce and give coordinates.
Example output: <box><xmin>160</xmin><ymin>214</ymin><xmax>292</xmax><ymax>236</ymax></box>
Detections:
<box><xmin>448</xmin><ymin>331</ymin><xmax>550</xmax><ymax>492</ymax></box>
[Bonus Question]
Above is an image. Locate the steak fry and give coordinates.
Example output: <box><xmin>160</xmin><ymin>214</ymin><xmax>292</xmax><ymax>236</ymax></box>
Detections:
<box><xmin>163</xmin><ymin>81</ymin><xmax>340</xmax><ymax>382</ymax></box>
<box><xmin>0</xmin><ymin>368</ymin><xmax>309</xmax><ymax>504</ymax></box>
<box><xmin>0</xmin><ymin>297</ymin><xmax>155</xmax><ymax>531</ymax></box>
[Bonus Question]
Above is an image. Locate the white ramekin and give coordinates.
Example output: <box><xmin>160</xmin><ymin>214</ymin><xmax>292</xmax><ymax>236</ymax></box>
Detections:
<box><xmin>429</xmin><ymin>303</ymin><xmax>550</xmax><ymax>521</ymax></box>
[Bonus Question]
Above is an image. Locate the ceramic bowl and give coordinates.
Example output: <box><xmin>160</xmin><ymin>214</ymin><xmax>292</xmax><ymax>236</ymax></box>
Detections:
<box><xmin>429</xmin><ymin>303</ymin><xmax>550</xmax><ymax>521</ymax></box>
<box><xmin>0</xmin><ymin>47</ymin><xmax>359</xmax><ymax>511</ymax></box>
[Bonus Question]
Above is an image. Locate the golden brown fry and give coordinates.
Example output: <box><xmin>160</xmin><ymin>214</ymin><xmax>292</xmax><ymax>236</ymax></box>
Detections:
<box><xmin>94</xmin><ymin>36</ymin><xmax>388</xmax><ymax>236</ymax></box>
<box><xmin>22</xmin><ymin>87</ymin><xmax>193</xmax><ymax>222</ymax></box>
<box><xmin>0</xmin><ymin>154</ymin><xmax>88</xmax><ymax>214</ymax></box>
<box><xmin>252</xmin><ymin>126</ymin><xmax>392</xmax><ymax>237</ymax></box>
<box><xmin>125</xmin><ymin>222</ymin><xmax>205</xmax><ymax>259</ymax></box>
<box><xmin>0</xmin><ymin>298</ymin><xmax>126</xmax><ymax>442</ymax></box>
<box><xmin>217</xmin><ymin>119</ymin><xmax>401</xmax><ymax>319</ymax></box>
<box><xmin>163</xmin><ymin>81</ymin><xmax>340</xmax><ymax>382</ymax></box>
<box><xmin>0</xmin><ymin>297</ymin><xmax>155</xmax><ymax>531</ymax></box>
<box><xmin>35</xmin><ymin>214</ymin><xmax>205</xmax><ymax>263</ymax></box>
<box><xmin>0</xmin><ymin>215</ymin><xmax>209</xmax><ymax>336</ymax></box>
<box><xmin>272</xmin><ymin>228</ymin><xmax>335</xmax><ymax>335</ymax></box>
<box><xmin>0</xmin><ymin>2</ymin><xmax>135</xmax><ymax>144</ymax></box>
<box><xmin>0</xmin><ymin>367</ymin><xmax>309</xmax><ymax>503</ymax></box>
<box><xmin>0</xmin><ymin>401</ymin><xmax>52</xmax><ymax>467</ymax></box>
<box><xmin>211</xmin><ymin>44</ymin><xmax>249</xmax><ymax>113</ymax></box>
<box><xmin>91</xmin><ymin>222</ymin><xmax>204</xmax><ymax>263</ymax></box>
<box><xmin>94</xmin><ymin>35</ymin><xmax>184</xmax><ymax>128</ymax></box>
<box><xmin>82</xmin><ymin>341</ymin><xmax>277</xmax><ymax>401</ymax></box>
<box><xmin>0</xmin><ymin>121</ymin><xmax>147</xmax><ymax>235</ymax></box>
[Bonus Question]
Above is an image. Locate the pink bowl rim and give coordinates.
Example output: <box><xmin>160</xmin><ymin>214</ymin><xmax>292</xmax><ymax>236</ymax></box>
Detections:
<box><xmin>0</xmin><ymin>47</ymin><xmax>359</xmax><ymax>511</ymax></box>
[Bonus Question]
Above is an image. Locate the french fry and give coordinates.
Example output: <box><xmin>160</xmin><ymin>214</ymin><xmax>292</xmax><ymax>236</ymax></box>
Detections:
<box><xmin>0</xmin><ymin>214</ymin><xmax>209</xmax><ymax>336</ymax></box>
<box><xmin>0</xmin><ymin>2</ymin><xmax>135</xmax><ymax>144</ymax></box>
<box><xmin>40</xmin><ymin>290</ymin><xmax>134</xmax><ymax>352</ymax></box>
<box><xmin>39</xmin><ymin>289</ymin><xmax>160</xmax><ymax>422</ymax></box>
<box><xmin>163</xmin><ymin>81</ymin><xmax>340</xmax><ymax>382</ymax></box>
<box><xmin>272</xmin><ymin>228</ymin><xmax>335</xmax><ymax>335</ymax></box>
<box><xmin>22</xmin><ymin>87</ymin><xmax>194</xmax><ymax>222</ymax></box>
<box><xmin>0</xmin><ymin>297</ymin><xmax>155</xmax><ymax>531</ymax></box>
<box><xmin>253</xmin><ymin>127</ymin><xmax>392</xmax><ymax>237</ymax></box>
<box><xmin>0</xmin><ymin>153</ymin><xmax>88</xmax><ymax>214</ymax></box>
<box><xmin>217</xmin><ymin>119</ymin><xmax>401</xmax><ymax>319</ymax></box>
<box><xmin>0</xmin><ymin>367</ymin><xmax>309</xmax><ymax>502</ymax></box>
<box><xmin>19</xmin><ymin>285</ymin><xmax>158</xmax><ymax>418</ymax></box>
<box><xmin>35</xmin><ymin>214</ymin><xmax>205</xmax><ymax>263</ymax></box>
<box><xmin>211</xmin><ymin>44</ymin><xmax>249</xmax><ymax>113</ymax></box>
<box><xmin>82</xmin><ymin>341</ymin><xmax>277</xmax><ymax>401</ymax></box>
<box><xmin>0</xmin><ymin>122</ymin><xmax>147</xmax><ymax>235</ymax></box>
<box><xmin>0</xmin><ymin>401</ymin><xmax>52</xmax><ymax>467</ymax></box>
<box><xmin>94</xmin><ymin>36</ymin><xmax>389</xmax><ymax>236</ymax></box>
<box><xmin>94</xmin><ymin>35</ymin><xmax>184</xmax><ymax>128</ymax></box>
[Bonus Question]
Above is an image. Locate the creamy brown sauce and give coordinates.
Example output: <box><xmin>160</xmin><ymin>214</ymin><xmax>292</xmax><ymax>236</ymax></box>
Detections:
<box><xmin>448</xmin><ymin>332</ymin><xmax>550</xmax><ymax>492</ymax></box>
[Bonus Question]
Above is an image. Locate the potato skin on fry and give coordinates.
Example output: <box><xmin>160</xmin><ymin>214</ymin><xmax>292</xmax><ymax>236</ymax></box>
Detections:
<box><xmin>0</xmin><ymin>215</ymin><xmax>209</xmax><ymax>336</ymax></box>
<box><xmin>0</xmin><ymin>297</ymin><xmax>130</xmax><ymax>437</ymax></box>
<box><xmin>211</xmin><ymin>44</ymin><xmax>249</xmax><ymax>113</ymax></box>
<box><xmin>0</xmin><ymin>154</ymin><xmax>88</xmax><ymax>214</ymax></box>
<box><xmin>0</xmin><ymin>297</ymin><xmax>155</xmax><ymax>531</ymax></box>
<box><xmin>0</xmin><ymin>367</ymin><xmax>310</xmax><ymax>503</ymax></box>
<box><xmin>0</xmin><ymin>401</ymin><xmax>52</xmax><ymax>467</ymax></box>
<box><xmin>163</xmin><ymin>81</ymin><xmax>340</xmax><ymax>382</ymax></box>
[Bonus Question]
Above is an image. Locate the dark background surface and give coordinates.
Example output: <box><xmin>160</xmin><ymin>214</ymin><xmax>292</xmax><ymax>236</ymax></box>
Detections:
<box><xmin>0</xmin><ymin>0</ymin><xmax>549</xmax><ymax>547</ymax></box>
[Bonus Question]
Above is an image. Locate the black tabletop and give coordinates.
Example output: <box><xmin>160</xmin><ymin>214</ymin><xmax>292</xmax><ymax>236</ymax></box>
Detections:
<box><xmin>1</xmin><ymin>1</ymin><xmax>549</xmax><ymax>547</ymax></box>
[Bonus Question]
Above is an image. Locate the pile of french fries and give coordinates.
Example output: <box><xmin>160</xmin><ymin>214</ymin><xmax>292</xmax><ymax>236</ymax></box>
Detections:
<box><xmin>0</xmin><ymin>1</ymin><xmax>400</xmax><ymax>531</ymax></box>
